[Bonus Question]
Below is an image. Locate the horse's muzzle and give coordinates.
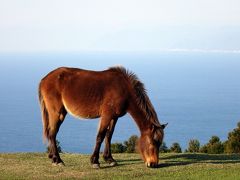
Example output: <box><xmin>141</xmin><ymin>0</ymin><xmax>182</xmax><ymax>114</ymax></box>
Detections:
<box><xmin>146</xmin><ymin>162</ymin><xmax>158</xmax><ymax>168</ymax></box>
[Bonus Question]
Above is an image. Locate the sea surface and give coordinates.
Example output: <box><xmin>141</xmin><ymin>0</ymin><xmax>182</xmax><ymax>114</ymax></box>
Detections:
<box><xmin>0</xmin><ymin>52</ymin><xmax>239</xmax><ymax>153</ymax></box>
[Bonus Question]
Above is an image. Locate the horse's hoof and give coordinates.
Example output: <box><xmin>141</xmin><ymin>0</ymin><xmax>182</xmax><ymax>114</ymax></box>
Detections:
<box><xmin>92</xmin><ymin>164</ymin><xmax>100</xmax><ymax>169</ymax></box>
<box><xmin>109</xmin><ymin>161</ymin><xmax>117</xmax><ymax>167</ymax></box>
<box><xmin>52</xmin><ymin>162</ymin><xmax>58</xmax><ymax>166</ymax></box>
<box><xmin>58</xmin><ymin>162</ymin><xmax>65</xmax><ymax>166</ymax></box>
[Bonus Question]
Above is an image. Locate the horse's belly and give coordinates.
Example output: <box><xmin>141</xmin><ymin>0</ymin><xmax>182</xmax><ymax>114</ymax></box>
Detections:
<box><xmin>62</xmin><ymin>98</ymin><xmax>100</xmax><ymax>119</ymax></box>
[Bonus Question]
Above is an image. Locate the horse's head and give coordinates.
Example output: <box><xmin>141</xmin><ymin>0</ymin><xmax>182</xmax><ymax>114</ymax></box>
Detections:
<box><xmin>138</xmin><ymin>123</ymin><xmax>167</xmax><ymax>168</ymax></box>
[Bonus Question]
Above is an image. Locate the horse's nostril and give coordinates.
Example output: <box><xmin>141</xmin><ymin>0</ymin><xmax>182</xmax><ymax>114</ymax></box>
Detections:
<box><xmin>150</xmin><ymin>163</ymin><xmax>155</xmax><ymax>168</ymax></box>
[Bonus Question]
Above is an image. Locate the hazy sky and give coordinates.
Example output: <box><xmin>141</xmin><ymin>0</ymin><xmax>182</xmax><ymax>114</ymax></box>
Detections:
<box><xmin>0</xmin><ymin>0</ymin><xmax>240</xmax><ymax>52</ymax></box>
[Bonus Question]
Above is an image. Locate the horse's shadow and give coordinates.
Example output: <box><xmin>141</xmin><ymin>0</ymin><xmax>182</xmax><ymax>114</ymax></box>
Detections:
<box><xmin>104</xmin><ymin>153</ymin><xmax>240</xmax><ymax>169</ymax></box>
<box><xmin>100</xmin><ymin>158</ymin><xmax>142</xmax><ymax>169</ymax></box>
<box><xmin>159</xmin><ymin>153</ymin><xmax>240</xmax><ymax>168</ymax></box>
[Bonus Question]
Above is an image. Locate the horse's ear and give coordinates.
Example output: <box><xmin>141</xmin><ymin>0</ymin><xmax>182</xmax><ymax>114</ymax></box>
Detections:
<box><xmin>161</xmin><ymin>123</ymin><xmax>168</xmax><ymax>129</ymax></box>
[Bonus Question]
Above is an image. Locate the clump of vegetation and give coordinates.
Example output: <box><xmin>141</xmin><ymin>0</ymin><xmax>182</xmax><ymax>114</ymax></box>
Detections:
<box><xmin>159</xmin><ymin>142</ymin><xmax>170</xmax><ymax>153</ymax></box>
<box><xmin>170</xmin><ymin>142</ymin><xmax>182</xmax><ymax>153</ymax></box>
<box><xmin>111</xmin><ymin>135</ymin><xmax>138</xmax><ymax>153</ymax></box>
<box><xmin>124</xmin><ymin>135</ymin><xmax>138</xmax><ymax>153</ymax></box>
<box><xmin>46</xmin><ymin>139</ymin><xmax>63</xmax><ymax>153</ymax></box>
<box><xmin>187</xmin><ymin>139</ymin><xmax>200</xmax><ymax>153</ymax></box>
<box><xmin>197</xmin><ymin>122</ymin><xmax>240</xmax><ymax>154</ymax></box>
<box><xmin>111</xmin><ymin>122</ymin><xmax>240</xmax><ymax>155</ymax></box>
<box><xmin>224</xmin><ymin>122</ymin><xmax>240</xmax><ymax>153</ymax></box>
<box><xmin>112</xmin><ymin>138</ymin><xmax>183</xmax><ymax>154</ymax></box>
<box><xmin>186</xmin><ymin>123</ymin><xmax>240</xmax><ymax>154</ymax></box>
<box><xmin>200</xmin><ymin>136</ymin><xmax>224</xmax><ymax>154</ymax></box>
<box><xmin>111</xmin><ymin>142</ymin><xmax>127</xmax><ymax>153</ymax></box>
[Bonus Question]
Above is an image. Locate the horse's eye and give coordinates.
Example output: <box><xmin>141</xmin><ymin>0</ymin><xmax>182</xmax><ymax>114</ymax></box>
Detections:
<box><xmin>153</xmin><ymin>139</ymin><xmax>161</xmax><ymax>147</ymax></box>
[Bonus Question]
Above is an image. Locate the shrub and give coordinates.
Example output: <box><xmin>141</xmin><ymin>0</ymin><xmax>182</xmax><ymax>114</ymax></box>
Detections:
<box><xmin>199</xmin><ymin>144</ymin><xmax>208</xmax><ymax>153</ymax></box>
<box><xmin>200</xmin><ymin>136</ymin><xmax>224</xmax><ymax>154</ymax></box>
<box><xmin>111</xmin><ymin>135</ymin><xmax>138</xmax><ymax>153</ymax></box>
<box><xmin>170</xmin><ymin>142</ymin><xmax>182</xmax><ymax>153</ymax></box>
<box><xmin>124</xmin><ymin>135</ymin><xmax>139</xmax><ymax>153</ymax></box>
<box><xmin>224</xmin><ymin>121</ymin><xmax>240</xmax><ymax>153</ymax></box>
<box><xmin>187</xmin><ymin>139</ymin><xmax>200</xmax><ymax>153</ymax></box>
<box><xmin>208</xmin><ymin>136</ymin><xmax>224</xmax><ymax>154</ymax></box>
<box><xmin>159</xmin><ymin>142</ymin><xmax>169</xmax><ymax>153</ymax></box>
<box><xmin>111</xmin><ymin>142</ymin><xmax>127</xmax><ymax>153</ymax></box>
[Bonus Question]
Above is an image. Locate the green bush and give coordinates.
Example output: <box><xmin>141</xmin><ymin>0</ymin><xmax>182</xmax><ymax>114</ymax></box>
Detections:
<box><xmin>187</xmin><ymin>139</ymin><xmax>200</xmax><ymax>153</ymax></box>
<box><xmin>208</xmin><ymin>136</ymin><xmax>224</xmax><ymax>154</ymax></box>
<box><xmin>124</xmin><ymin>135</ymin><xmax>139</xmax><ymax>153</ymax></box>
<box><xmin>199</xmin><ymin>144</ymin><xmax>208</xmax><ymax>153</ymax></box>
<box><xmin>170</xmin><ymin>142</ymin><xmax>182</xmax><ymax>153</ymax></box>
<box><xmin>159</xmin><ymin>142</ymin><xmax>169</xmax><ymax>153</ymax></box>
<box><xmin>111</xmin><ymin>135</ymin><xmax>138</xmax><ymax>153</ymax></box>
<box><xmin>111</xmin><ymin>142</ymin><xmax>127</xmax><ymax>153</ymax></box>
<box><xmin>224</xmin><ymin>122</ymin><xmax>240</xmax><ymax>153</ymax></box>
<box><xmin>200</xmin><ymin>136</ymin><xmax>224</xmax><ymax>154</ymax></box>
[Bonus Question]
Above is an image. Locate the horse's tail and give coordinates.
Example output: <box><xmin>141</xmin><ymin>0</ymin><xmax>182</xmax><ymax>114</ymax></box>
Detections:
<box><xmin>38</xmin><ymin>84</ymin><xmax>50</xmax><ymax>143</ymax></box>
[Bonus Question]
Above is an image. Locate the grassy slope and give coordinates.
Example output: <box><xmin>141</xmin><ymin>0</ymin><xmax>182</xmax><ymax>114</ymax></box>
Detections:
<box><xmin>0</xmin><ymin>153</ymin><xmax>240</xmax><ymax>180</ymax></box>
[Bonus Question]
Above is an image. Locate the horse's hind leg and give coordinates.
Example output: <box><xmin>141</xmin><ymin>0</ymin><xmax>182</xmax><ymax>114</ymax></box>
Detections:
<box><xmin>103</xmin><ymin>118</ymin><xmax>118</xmax><ymax>166</ymax></box>
<box><xmin>47</xmin><ymin>107</ymin><xmax>66</xmax><ymax>165</ymax></box>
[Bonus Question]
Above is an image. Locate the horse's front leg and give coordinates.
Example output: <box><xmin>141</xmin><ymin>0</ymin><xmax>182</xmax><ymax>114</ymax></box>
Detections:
<box><xmin>103</xmin><ymin>118</ymin><xmax>118</xmax><ymax>166</ymax></box>
<box><xmin>90</xmin><ymin>116</ymin><xmax>111</xmax><ymax>168</ymax></box>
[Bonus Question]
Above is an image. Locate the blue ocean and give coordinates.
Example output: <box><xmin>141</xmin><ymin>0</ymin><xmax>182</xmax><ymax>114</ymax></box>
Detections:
<box><xmin>0</xmin><ymin>52</ymin><xmax>239</xmax><ymax>153</ymax></box>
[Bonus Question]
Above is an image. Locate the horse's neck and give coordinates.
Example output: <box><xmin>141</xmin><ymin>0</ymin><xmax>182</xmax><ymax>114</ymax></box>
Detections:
<box><xmin>128</xmin><ymin>101</ymin><xmax>152</xmax><ymax>134</ymax></box>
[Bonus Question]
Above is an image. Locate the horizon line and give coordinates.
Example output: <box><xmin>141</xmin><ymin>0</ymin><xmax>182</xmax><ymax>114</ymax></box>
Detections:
<box><xmin>0</xmin><ymin>48</ymin><xmax>240</xmax><ymax>54</ymax></box>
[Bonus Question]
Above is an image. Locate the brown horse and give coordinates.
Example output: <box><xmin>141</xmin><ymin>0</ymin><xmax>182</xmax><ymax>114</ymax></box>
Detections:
<box><xmin>39</xmin><ymin>66</ymin><xmax>167</xmax><ymax>168</ymax></box>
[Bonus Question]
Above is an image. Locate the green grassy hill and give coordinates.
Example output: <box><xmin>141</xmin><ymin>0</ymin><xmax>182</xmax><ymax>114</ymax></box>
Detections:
<box><xmin>0</xmin><ymin>153</ymin><xmax>240</xmax><ymax>179</ymax></box>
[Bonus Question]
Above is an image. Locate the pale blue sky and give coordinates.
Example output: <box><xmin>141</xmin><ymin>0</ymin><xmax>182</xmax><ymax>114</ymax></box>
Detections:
<box><xmin>0</xmin><ymin>0</ymin><xmax>240</xmax><ymax>52</ymax></box>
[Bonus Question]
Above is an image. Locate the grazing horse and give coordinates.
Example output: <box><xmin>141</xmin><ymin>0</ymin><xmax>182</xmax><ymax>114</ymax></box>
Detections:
<box><xmin>38</xmin><ymin>66</ymin><xmax>167</xmax><ymax>168</ymax></box>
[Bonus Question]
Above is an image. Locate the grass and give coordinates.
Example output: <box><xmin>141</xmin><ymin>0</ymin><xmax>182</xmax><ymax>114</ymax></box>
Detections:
<box><xmin>0</xmin><ymin>153</ymin><xmax>240</xmax><ymax>179</ymax></box>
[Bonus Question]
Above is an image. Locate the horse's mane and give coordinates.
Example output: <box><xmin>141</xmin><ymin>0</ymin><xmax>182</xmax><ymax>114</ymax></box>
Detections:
<box><xmin>109</xmin><ymin>66</ymin><xmax>160</xmax><ymax>126</ymax></box>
